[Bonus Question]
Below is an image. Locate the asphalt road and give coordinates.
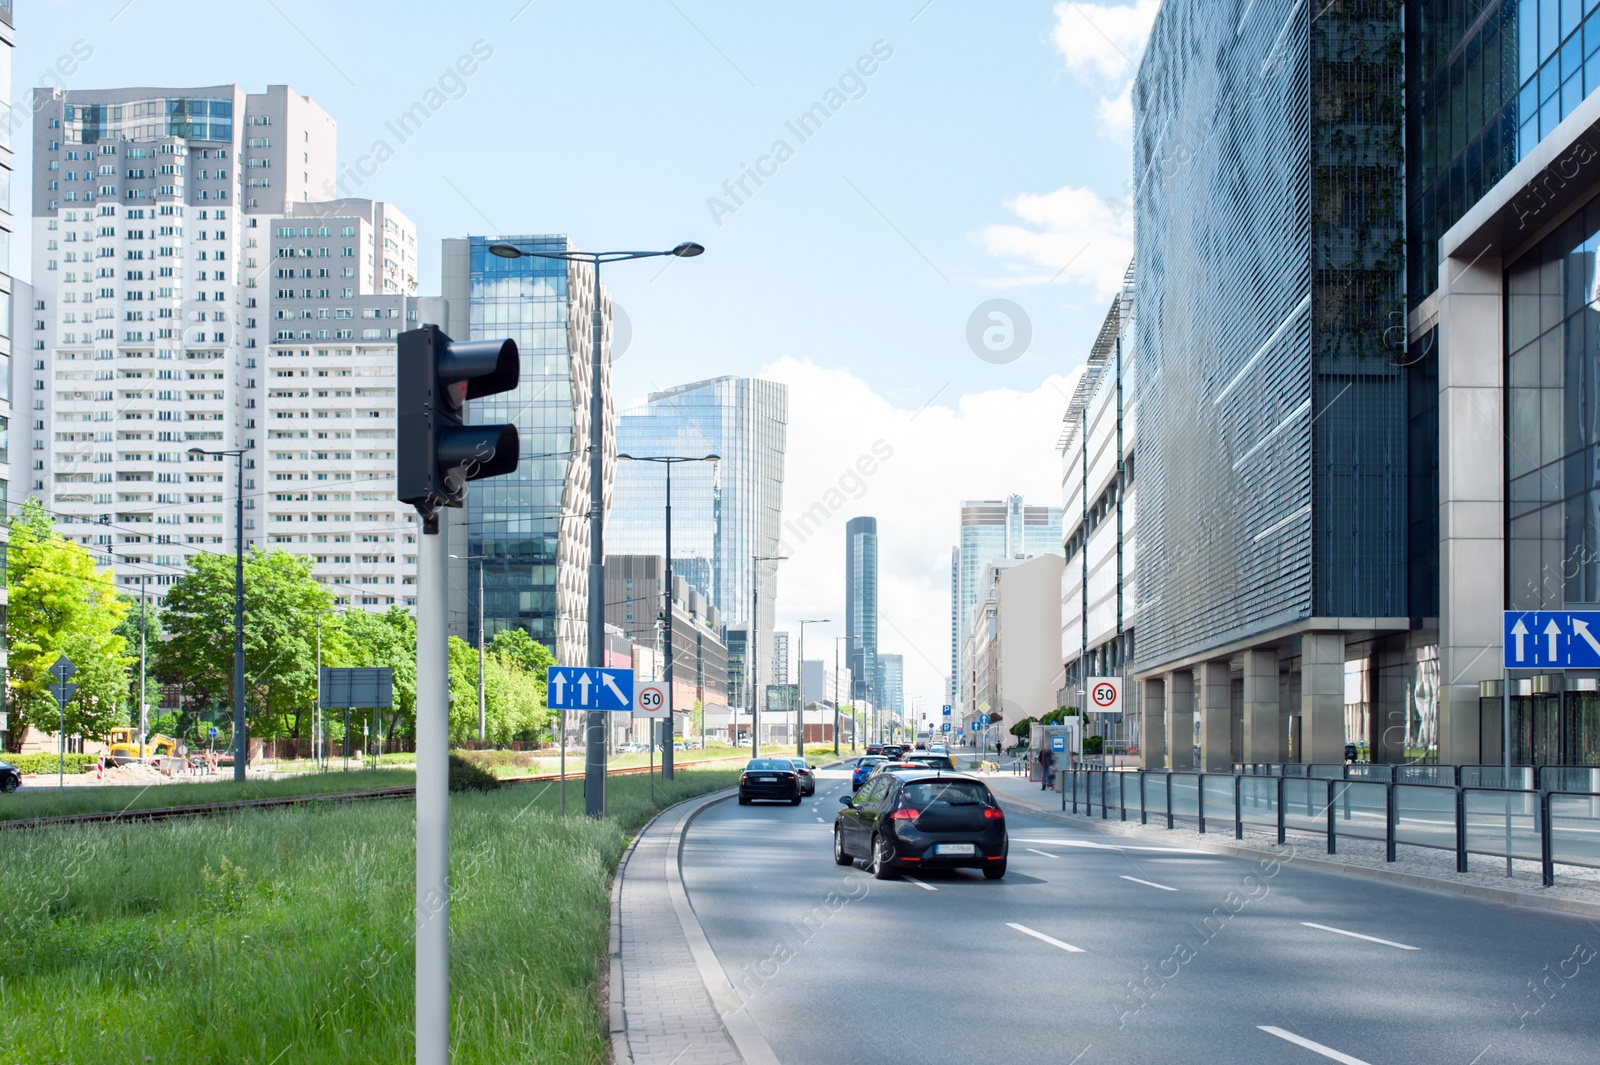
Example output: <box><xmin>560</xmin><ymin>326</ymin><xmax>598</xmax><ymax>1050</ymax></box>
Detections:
<box><xmin>680</xmin><ymin>763</ymin><xmax>1600</xmax><ymax>1065</ymax></box>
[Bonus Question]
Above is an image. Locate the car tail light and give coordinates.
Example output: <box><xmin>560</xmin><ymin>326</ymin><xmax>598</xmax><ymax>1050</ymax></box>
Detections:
<box><xmin>983</xmin><ymin>807</ymin><xmax>1004</xmax><ymax>820</ymax></box>
<box><xmin>739</xmin><ymin>773</ymin><xmax>748</xmax><ymax>784</ymax></box>
<box><xmin>889</xmin><ymin>808</ymin><xmax>920</xmax><ymax>820</ymax></box>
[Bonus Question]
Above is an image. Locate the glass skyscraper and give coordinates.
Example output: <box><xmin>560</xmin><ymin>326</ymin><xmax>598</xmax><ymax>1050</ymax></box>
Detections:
<box><xmin>879</xmin><ymin>653</ymin><xmax>904</xmax><ymax>723</ymax></box>
<box><xmin>608</xmin><ymin>376</ymin><xmax>787</xmax><ymax>701</ymax></box>
<box><xmin>846</xmin><ymin>517</ymin><xmax>879</xmax><ymax>706</ymax></box>
<box><xmin>440</xmin><ymin>235</ymin><xmax>611</xmax><ymax>666</ymax></box>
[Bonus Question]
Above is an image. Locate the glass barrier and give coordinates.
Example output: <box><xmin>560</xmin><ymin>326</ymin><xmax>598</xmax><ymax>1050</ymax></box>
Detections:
<box><xmin>1146</xmin><ymin>774</ymin><xmax>1169</xmax><ymax>821</ymax></box>
<box><xmin>1239</xmin><ymin>775</ymin><xmax>1278</xmax><ymax>833</ymax></box>
<box><xmin>1459</xmin><ymin>766</ymin><xmax>1534</xmax><ymax>790</ymax></box>
<box><xmin>1461</xmin><ymin>788</ymin><xmax>1541</xmax><ymax>860</ymax></box>
<box><xmin>1396</xmin><ymin>765</ymin><xmax>1452</xmax><ymax>786</ymax></box>
<box><xmin>1330</xmin><ymin>781</ymin><xmax>1388</xmax><ymax>842</ymax></box>
<box><xmin>1393</xmin><ymin>784</ymin><xmax>1456</xmax><ymax>850</ymax></box>
<box><xmin>1281</xmin><ymin>778</ymin><xmax>1326</xmax><ymax>836</ymax></box>
<box><xmin>1201</xmin><ymin>775</ymin><xmax>1234</xmax><ymax>827</ymax></box>
<box><xmin>1344</xmin><ymin>764</ymin><xmax>1395</xmax><ymax>783</ymax></box>
<box><xmin>1541</xmin><ymin>767</ymin><xmax>1600</xmax><ymax>793</ymax></box>
<box><xmin>1170</xmin><ymin>773</ymin><xmax>1201</xmax><ymax>821</ymax></box>
<box><xmin>1549</xmin><ymin>792</ymin><xmax>1600</xmax><ymax>870</ymax></box>
<box><xmin>1308</xmin><ymin>764</ymin><xmax>1344</xmax><ymax>780</ymax></box>
<box><xmin>1122</xmin><ymin>772</ymin><xmax>1140</xmax><ymax>817</ymax></box>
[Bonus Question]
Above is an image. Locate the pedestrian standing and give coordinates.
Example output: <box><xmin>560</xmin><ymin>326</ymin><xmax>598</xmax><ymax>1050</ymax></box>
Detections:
<box><xmin>1039</xmin><ymin>747</ymin><xmax>1054</xmax><ymax>790</ymax></box>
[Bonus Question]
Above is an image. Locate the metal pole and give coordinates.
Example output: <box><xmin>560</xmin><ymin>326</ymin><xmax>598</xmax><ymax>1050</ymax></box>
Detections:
<box><xmin>834</xmin><ymin>636</ymin><xmax>841</xmax><ymax>756</ymax></box>
<box><xmin>415</xmin><ymin>506</ymin><xmax>451</xmax><ymax>1065</ymax></box>
<box><xmin>751</xmin><ymin>563</ymin><xmax>760</xmax><ymax>753</ymax></box>
<box><xmin>477</xmin><ymin>558</ymin><xmax>486</xmax><ymax>743</ymax></box>
<box><xmin>1504</xmin><ymin>667</ymin><xmax>1513</xmax><ymax>877</ymax></box>
<box><xmin>663</xmin><ymin>461</ymin><xmax>676</xmax><ymax>781</ymax></box>
<box><xmin>315</xmin><ymin>614</ymin><xmax>322</xmax><ymax>771</ymax></box>
<box><xmin>797</xmin><ymin>622</ymin><xmax>806</xmax><ymax>758</ymax></box>
<box><xmin>233</xmin><ymin>449</ymin><xmax>247</xmax><ymax>782</ymax></box>
<box><xmin>138</xmin><ymin>578</ymin><xmax>147</xmax><ymax>761</ymax></box>
<box><xmin>585</xmin><ymin>257</ymin><xmax>607</xmax><ymax>818</ymax></box>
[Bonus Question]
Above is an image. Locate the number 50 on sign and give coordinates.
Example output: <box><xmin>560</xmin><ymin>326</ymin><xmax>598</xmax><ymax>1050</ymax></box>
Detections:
<box><xmin>634</xmin><ymin>682</ymin><xmax>672</xmax><ymax>719</ymax></box>
<box><xmin>1087</xmin><ymin>677</ymin><xmax>1122</xmax><ymax>715</ymax></box>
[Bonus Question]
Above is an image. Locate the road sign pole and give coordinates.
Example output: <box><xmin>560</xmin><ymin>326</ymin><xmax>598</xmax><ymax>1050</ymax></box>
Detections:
<box><xmin>415</xmin><ymin>506</ymin><xmax>451</xmax><ymax>1065</ymax></box>
<box><xmin>1504</xmin><ymin>664</ymin><xmax>1513</xmax><ymax>877</ymax></box>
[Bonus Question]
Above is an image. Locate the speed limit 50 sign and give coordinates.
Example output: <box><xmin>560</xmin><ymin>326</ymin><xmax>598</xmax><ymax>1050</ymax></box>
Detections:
<box><xmin>1086</xmin><ymin>677</ymin><xmax>1122</xmax><ymax>715</ymax></box>
<box><xmin>634</xmin><ymin>682</ymin><xmax>672</xmax><ymax>719</ymax></box>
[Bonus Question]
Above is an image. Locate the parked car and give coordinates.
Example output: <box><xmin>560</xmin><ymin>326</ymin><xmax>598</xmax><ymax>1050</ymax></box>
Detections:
<box><xmin>834</xmin><ymin>771</ymin><xmax>1007</xmax><ymax>879</ymax></box>
<box><xmin>851</xmin><ymin>755</ymin><xmax>887</xmax><ymax>791</ymax></box>
<box><xmin>0</xmin><ymin>760</ymin><xmax>20</xmax><ymax>793</ymax></box>
<box><xmin>785</xmin><ymin>757</ymin><xmax>816</xmax><ymax>796</ymax></box>
<box><xmin>738</xmin><ymin>758</ymin><xmax>801</xmax><ymax>806</ymax></box>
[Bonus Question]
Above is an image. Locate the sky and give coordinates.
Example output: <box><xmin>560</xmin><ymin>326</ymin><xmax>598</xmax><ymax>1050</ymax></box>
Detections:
<box><xmin>11</xmin><ymin>0</ymin><xmax>1161</xmax><ymax>716</ymax></box>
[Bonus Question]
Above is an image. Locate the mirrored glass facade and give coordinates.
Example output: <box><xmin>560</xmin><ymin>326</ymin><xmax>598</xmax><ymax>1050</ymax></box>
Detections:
<box><xmin>847</xmin><ymin>516</ymin><xmax>879</xmax><ymax>704</ymax></box>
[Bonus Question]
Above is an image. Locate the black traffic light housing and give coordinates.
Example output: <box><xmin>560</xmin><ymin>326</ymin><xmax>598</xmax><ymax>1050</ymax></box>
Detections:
<box><xmin>398</xmin><ymin>324</ymin><xmax>520</xmax><ymax>529</ymax></box>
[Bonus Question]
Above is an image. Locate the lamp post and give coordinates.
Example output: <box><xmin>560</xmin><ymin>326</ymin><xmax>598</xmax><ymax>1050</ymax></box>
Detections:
<box><xmin>749</xmin><ymin>555</ymin><xmax>786</xmax><ymax>753</ymax></box>
<box><xmin>795</xmin><ymin>618</ymin><xmax>829</xmax><ymax>757</ymax></box>
<box><xmin>449</xmin><ymin>554</ymin><xmax>488</xmax><ymax>742</ymax></box>
<box><xmin>311</xmin><ymin>608</ymin><xmax>335</xmax><ymax>770</ymax></box>
<box><xmin>188</xmin><ymin>445</ymin><xmax>252</xmax><ymax>781</ymax></box>
<box><xmin>489</xmin><ymin>239</ymin><xmax>703</xmax><ymax>817</ymax></box>
<box><xmin>616</xmin><ymin>452</ymin><xmax>720</xmax><ymax>781</ymax></box>
<box><xmin>834</xmin><ymin>635</ymin><xmax>846</xmax><ymax>755</ymax></box>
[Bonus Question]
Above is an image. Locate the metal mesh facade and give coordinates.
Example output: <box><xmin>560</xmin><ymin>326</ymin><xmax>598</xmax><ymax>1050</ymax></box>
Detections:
<box><xmin>1134</xmin><ymin>0</ymin><xmax>1406</xmax><ymax>669</ymax></box>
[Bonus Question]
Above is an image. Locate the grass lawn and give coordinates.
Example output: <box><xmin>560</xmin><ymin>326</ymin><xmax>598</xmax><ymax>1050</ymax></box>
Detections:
<box><xmin>0</xmin><ymin>766</ymin><xmax>739</xmax><ymax>1063</ymax></box>
<box><xmin>0</xmin><ymin>768</ymin><xmax>419</xmax><ymax>822</ymax></box>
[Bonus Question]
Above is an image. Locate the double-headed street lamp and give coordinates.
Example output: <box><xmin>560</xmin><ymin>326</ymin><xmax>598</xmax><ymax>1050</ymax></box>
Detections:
<box><xmin>187</xmin><ymin>444</ymin><xmax>252</xmax><ymax>781</ymax></box>
<box><xmin>795</xmin><ymin>618</ymin><xmax>830</xmax><ymax>757</ymax></box>
<box><xmin>749</xmin><ymin>554</ymin><xmax>787</xmax><ymax>751</ymax></box>
<box><xmin>616</xmin><ymin>452</ymin><xmax>720</xmax><ymax>781</ymax></box>
<box><xmin>488</xmin><ymin>239</ymin><xmax>703</xmax><ymax>818</ymax></box>
<box><xmin>449</xmin><ymin>554</ymin><xmax>489</xmax><ymax>742</ymax></box>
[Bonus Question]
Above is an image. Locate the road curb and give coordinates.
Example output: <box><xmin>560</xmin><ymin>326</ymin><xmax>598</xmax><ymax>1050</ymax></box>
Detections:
<box><xmin>994</xmin><ymin>788</ymin><xmax>1600</xmax><ymax>922</ymax></box>
<box><xmin>607</xmin><ymin>801</ymin><xmax>675</xmax><ymax>1065</ymax></box>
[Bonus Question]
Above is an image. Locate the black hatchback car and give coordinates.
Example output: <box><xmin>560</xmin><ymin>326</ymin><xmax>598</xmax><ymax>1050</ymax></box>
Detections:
<box><xmin>0</xmin><ymin>760</ymin><xmax>20</xmax><ymax>793</ymax></box>
<box><xmin>739</xmin><ymin>758</ymin><xmax>802</xmax><ymax>806</ymax></box>
<box><xmin>834</xmin><ymin>771</ymin><xmax>1007</xmax><ymax>879</ymax></box>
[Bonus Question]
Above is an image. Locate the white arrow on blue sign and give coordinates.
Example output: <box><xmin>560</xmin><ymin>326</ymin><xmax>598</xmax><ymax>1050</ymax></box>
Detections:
<box><xmin>1503</xmin><ymin>610</ymin><xmax>1600</xmax><ymax>669</ymax></box>
<box><xmin>546</xmin><ymin>666</ymin><xmax>635</xmax><ymax>711</ymax></box>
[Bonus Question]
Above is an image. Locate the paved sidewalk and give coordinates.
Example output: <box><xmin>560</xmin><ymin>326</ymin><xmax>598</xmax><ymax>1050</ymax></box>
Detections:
<box><xmin>980</xmin><ymin>769</ymin><xmax>1600</xmax><ymax>918</ymax></box>
<box><xmin>611</xmin><ymin>790</ymin><xmax>776</xmax><ymax>1065</ymax></box>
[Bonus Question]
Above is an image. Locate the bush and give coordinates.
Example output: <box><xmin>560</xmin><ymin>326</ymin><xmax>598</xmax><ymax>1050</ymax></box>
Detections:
<box><xmin>1083</xmin><ymin>735</ymin><xmax>1104</xmax><ymax>755</ymax></box>
<box><xmin>447</xmin><ymin>753</ymin><xmax>502</xmax><ymax>792</ymax></box>
<box><xmin>3</xmin><ymin>753</ymin><xmax>98</xmax><ymax>775</ymax></box>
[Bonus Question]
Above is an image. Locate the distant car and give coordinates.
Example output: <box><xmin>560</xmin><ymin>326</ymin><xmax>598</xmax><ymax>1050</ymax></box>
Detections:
<box><xmin>0</xmin><ymin>760</ymin><xmax>19</xmax><ymax>793</ymax></box>
<box><xmin>785</xmin><ymin>757</ymin><xmax>816</xmax><ymax>796</ymax></box>
<box><xmin>835</xmin><ymin>771</ymin><xmax>1007</xmax><ymax>880</ymax></box>
<box><xmin>868</xmin><ymin>760</ymin><xmax>923</xmax><ymax>781</ymax></box>
<box><xmin>739</xmin><ymin>758</ymin><xmax>801</xmax><ymax>806</ymax></box>
<box><xmin>865</xmin><ymin>744</ymin><xmax>885</xmax><ymax>757</ymax></box>
<box><xmin>929</xmin><ymin>744</ymin><xmax>948</xmax><ymax>756</ymax></box>
<box><xmin>852</xmin><ymin>755</ymin><xmax>887</xmax><ymax>791</ymax></box>
<box><xmin>914</xmin><ymin>742</ymin><xmax>927</xmax><ymax>750</ymax></box>
<box><xmin>881</xmin><ymin>744</ymin><xmax>908</xmax><ymax>759</ymax></box>
<box><xmin>905</xmin><ymin>753</ymin><xmax>956</xmax><ymax>771</ymax></box>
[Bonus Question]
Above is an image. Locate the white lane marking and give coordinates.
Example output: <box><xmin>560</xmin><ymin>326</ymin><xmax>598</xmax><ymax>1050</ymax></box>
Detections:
<box><xmin>815</xmin><ymin>817</ymin><xmax>825</xmax><ymax>823</ymax></box>
<box><xmin>1006</xmin><ymin>922</ymin><xmax>1084</xmax><ymax>953</ymax></box>
<box><xmin>1119</xmin><ymin>875</ymin><xmax>1177</xmax><ymax>892</ymax></box>
<box><xmin>1257</xmin><ymin>1026</ymin><xmax>1374</xmax><ymax>1064</ymax></box>
<box><xmin>903</xmin><ymin>875</ymin><xmax>937</xmax><ymax>891</ymax></box>
<box><xmin>1025</xmin><ymin>848</ymin><xmax>1061</xmax><ymax>859</ymax></box>
<box><xmin>1299</xmin><ymin>922</ymin><xmax>1419</xmax><ymax>951</ymax></box>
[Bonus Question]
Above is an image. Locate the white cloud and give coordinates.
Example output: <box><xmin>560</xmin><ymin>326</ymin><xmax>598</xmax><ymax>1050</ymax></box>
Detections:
<box><xmin>1050</xmin><ymin>0</ymin><xmax>1160</xmax><ymax>140</ymax></box>
<box><xmin>760</xmin><ymin>357</ymin><xmax>1084</xmax><ymax>717</ymax></box>
<box><xmin>978</xmin><ymin>185</ymin><xmax>1134</xmax><ymax>299</ymax></box>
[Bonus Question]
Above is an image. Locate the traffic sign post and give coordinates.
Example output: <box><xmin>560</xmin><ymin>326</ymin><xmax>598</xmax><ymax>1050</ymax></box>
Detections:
<box><xmin>1086</xmin><ymin>677</ymin><xmax>1122</xmax><ymax>715</ymax></box>
<box><xmin>49</xmin><ymin>655</ymin><xmax>77</xmax><ymax>788</ymax></box>
<box><xmin>633</xmin><ymin>681</ymin><xmax>671</xmax><ymax>719</ymax></box>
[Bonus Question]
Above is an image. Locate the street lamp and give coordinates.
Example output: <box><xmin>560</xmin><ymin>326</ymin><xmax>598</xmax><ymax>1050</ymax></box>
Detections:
<box><xmin>749</xmin><ymin>555</ymin><xmax>786</xmax><ymax>752</ymax></box>
<box><xmin>795</xmin><ymin>618</ymin><xmax>830</xmax><ymax>758</ymax></box>
<box><xmin>307</xmin><ymin>608</ymin><xmax>336</xmax><ymax>770</ymax></box>
<box><xmin>449</xmin><ymin>554</ymin><xmax>489</xmax><ymax>742</ymax></box>
<box><xmin>616</xmin><ymin>452</ymin><xmax>720</xmax><ymax>781</ymax></box>
<box><xmin>834</xmin><ymin>635</ymin><xmax>849</xmax><ymax>754</ymax></box>
<box><xmin>488</xmin><ymin>239</ymin><xmax>704</xmax><ymax>818</ymax></box>
<box><xmin>187</xmin><ymin>445</ymin><xmax>252</xmax><ymax>781</ymax></box>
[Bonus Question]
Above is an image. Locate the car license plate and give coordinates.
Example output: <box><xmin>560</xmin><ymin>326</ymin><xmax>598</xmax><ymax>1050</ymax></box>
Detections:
<box><xmin>936</xmin><ymin>843</ymin><xmax>976</xmax><ymax>855</ymax></box>
<box><xmin>759</xmin><ymin>776</ymin><xmax>776</xmax><ymax>782</ymax></box>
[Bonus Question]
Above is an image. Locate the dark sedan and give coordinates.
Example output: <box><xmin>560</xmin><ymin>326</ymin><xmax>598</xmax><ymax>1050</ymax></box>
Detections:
<box><xmin>739</xmin><ymin>758</ymin><xmax>802</xmax><ymax>806</ymax></box>
<box><xmin>834</xmin><ymin>771</ymin><xmax>1007</xmax><ymax>880</ymax></box>
<box><xmin>0</xmin><ymin>760</ymin><xmax>20</xmax><ymax>793</ymax></box>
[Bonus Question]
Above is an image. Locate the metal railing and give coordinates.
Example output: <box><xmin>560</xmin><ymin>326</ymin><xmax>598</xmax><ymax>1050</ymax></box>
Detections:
<box><xmin>1062</xmin><ymin>767</ymin><xmax>1600</xmax><ymax>887</ymax></box>
<box><xmin>1231</xmin><ymin>762</ymin><xmax>1600</xmax><ymax>791</ymax></box>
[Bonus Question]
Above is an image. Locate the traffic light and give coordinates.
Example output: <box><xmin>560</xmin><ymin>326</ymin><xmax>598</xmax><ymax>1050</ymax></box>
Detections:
<box><xmin>398</xmin><ymin>324</ymin><xmax>520</xmax><ymax>525</ymax></box>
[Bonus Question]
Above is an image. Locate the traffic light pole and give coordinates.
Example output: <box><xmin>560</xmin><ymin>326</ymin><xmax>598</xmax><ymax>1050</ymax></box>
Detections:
<box><xmin>416</xmin><ymin>506</ymin><xmax>451</xmax><ymax>1065</ymax></box>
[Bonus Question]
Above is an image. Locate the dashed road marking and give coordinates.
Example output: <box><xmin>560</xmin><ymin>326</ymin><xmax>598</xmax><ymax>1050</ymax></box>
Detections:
<box><xmin>1300</xmin><ymin>922</ymin><xmax>1418</xmax><ymax>951</ymax></box>
<box><xmin>904</xmin><ymin>875</ymin><xmax>937</xmax><ymax>891</ymax></box>
<box><xmin>1257</xmin><ymin>1026</ymin><xmax>1373</xmax><ymax>1064</ymax></box>
<box><xmin>1006</xmin><ymin>922</ymin><xmax>1084</xmax><ymax>953</ymax></box>
<box><xmin>1119</xmin><ymin>875</ymin><xmax>1177</xmax><ymax>892</ymax></box>
<box><xmin>1024</xmin><ymin>848</ymin><xmax>1060</xmax><ymax>859</ymax></box>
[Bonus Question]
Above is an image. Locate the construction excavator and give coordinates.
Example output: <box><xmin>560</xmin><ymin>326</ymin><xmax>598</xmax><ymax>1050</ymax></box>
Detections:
<box><xmin>106</xmin><ymin>727</ymin><xmax>182</xmax><ymax>770</ymax></box>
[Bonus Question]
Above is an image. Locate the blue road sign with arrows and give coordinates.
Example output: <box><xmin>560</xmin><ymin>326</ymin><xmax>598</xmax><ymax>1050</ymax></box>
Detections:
<box><xmin>546</xmin><ymin>666</ymin><xmax>634</xmax><ymax>711</ymax></box>
<box><xmin>1503</xmin><ymin>610</ymin><xmax>1600</xmax><ymax>669</ymax></box>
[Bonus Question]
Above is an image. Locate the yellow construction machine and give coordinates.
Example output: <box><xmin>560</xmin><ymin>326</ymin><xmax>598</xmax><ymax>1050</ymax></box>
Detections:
<box><xmin>105</xmin><ymin>728</ymin><xmax>182</xmax><ymax>769</ymax></box>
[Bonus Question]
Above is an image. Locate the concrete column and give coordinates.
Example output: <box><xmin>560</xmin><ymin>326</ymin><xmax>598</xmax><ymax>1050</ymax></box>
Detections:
<box><xmin>1301</xmin><ymin>632</ymin><xmax>1346</xmax><ymax>764</ymax></box>
<box><xmin>1165</xmin><ymin>671</ymin><xmax>1195</xmax><ymax>770</ymax></box>
<box><xmin>1139</xmin><ymin>677</ymin><xmax>1165</xmax><ymax>770</ymax></box>
<box><xmin>1437</xmin><ymin>250</ymin><xmax>1503</xmax><ymax>766</ymax></box>
<box><xmin>1198</xmin><ymin>660</ymin><xmax>1231</xmax><ymax>772</ymax></box>
<box><xmin>1242</xmin><ymin>649</ymin><xmax>1280</xmax><ymax>763</ymax></box>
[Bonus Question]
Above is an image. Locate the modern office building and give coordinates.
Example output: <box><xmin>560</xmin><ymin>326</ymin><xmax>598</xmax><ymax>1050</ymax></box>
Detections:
<box><xmin>1060</xmin><ymin>263</ymin><xmax>1137</xmax><ymax>746</ymax></box>
<box><xmin>0</xmin><ymin>1</ymin><xmax>13</xmax><ymax>750</ymax></box>
<box><xmin>962</xmin><ymin>554</ymin><xmax>1065</xmax><ymax>741</ymax></box>
<box><xmin>949</xmin><ymin>496</ymin><xmax>1062</xmax><ymax>709</ymax></box>
<box><xmin>846</xmin><ymin>516</ymin><xmax>879</xmax><ymax>704</ymax></box>
<box><xmin>608</xmin><ymin>375</ymin><xmax>788</xmax><ymax>702</ymax></box>
<box><xmin>602</xmin><ymin>553</ymin><xmax>727</xmax><ymax>737</ymax></box>
<box><xmin>800</xmin><ymin>656</ymin><xmax>851</xmax><ymax>710</ymax></box>
<box><xmin>1130</xmin><ymin>0</ymin><xmax>1411</xmax><ymax>769</ymax></box>
<box><xmin>878</xmin><ymin>652</ymin><xmax>903</xmax><ymax>722</ymax></box>
<box><xmin>438</xmin><ymin>235</ymin><xmax>612</xmax><ymax>666</ymax></box>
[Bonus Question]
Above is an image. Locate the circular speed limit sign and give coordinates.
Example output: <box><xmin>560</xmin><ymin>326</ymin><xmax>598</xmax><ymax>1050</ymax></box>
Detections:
<box><xmin>1089</xmin><ymin>679</ymin><xmax>1121</xmax><ymax>713</ymax></box>
<box><xmin>635</xmin><ymin>682</ymin><xmax>671</xmax><ymax>719</ymax></box>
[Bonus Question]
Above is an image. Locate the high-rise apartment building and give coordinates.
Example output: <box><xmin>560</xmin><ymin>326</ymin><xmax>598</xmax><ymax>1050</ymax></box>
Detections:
<box><xmin>771</xmin><ymin>630</ymin><xmax>790</xmax><ymax>685</ymax></box>
<box><xmin>20</xmin><ymin>83</ymin><xmax>427</xmax><ymax>608</ymax></box>
<box><xmin>0</xmin><ymin>1</ymin><xmax>14</xmax><ymax>749</ymax></box>
<box><xmin>439</xmin><ymin>235</ymin><xmax>611</xmax><ymax>666</ymax></box>
<box><xmin>949</xmin><ymin>496</ymin><xmax>1062</xmax><ymax>707</ymax></box>
<box><xmin>846</xmin><ymin>516</ymin><xmax>879</xmax><ymax>704</ymax></box>
<box><xmin>609</xmin><ymin>375</ymin><xmax>788</xmax><ymax>700</ymax></box>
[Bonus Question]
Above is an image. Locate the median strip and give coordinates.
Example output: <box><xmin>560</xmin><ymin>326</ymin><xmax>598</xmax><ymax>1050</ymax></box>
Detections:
<box><xmin>1006</xmin><ymin>922</ymin><xmax>1084</xmax><ymax>953</ymax></box>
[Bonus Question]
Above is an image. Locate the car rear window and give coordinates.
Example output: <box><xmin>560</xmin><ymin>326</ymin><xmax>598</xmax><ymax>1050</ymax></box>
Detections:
<box><xmin>907</xmin><ymin>755</ymin><xmax>955</xmax><ymax>769</ymax></box>
<box><xmin>746</xmin><ymin>759</ymin><xmax>792</xmax><ymax>771</ymax></box>
<box><xmin>900</xmin><ymin>781</ymin><xmax>994</xmax><ymax>808</ymax></box>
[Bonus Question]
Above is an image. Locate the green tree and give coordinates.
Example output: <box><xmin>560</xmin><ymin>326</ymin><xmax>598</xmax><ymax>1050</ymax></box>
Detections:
<box><xmin>327</xmin><ymin>605</ymin><xmax>417</xmax><ymax>742</ymax></box>
<box><xmin>113</xmin><ymin>590</ymin><xmax>164</xmax><ymax>731</ymax></box>
<box><xmin>157</xmin><ymin>548</ymin><xmax>333</xmax><ymax>741</ymax></box>
<box><xmin>1040</xmin><ymin>706</ymin><xmax>1079</xmax><ymax>726</ymax></box>
<box><xmin>6</xmin><ymin>501</ymin><xmax>132</xmax><ymax>747</ymax></box>
<box><xmin>1009</xmin><ymin>716</ymin><xmax>1037</xmax><ymax>739</ymax></box>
